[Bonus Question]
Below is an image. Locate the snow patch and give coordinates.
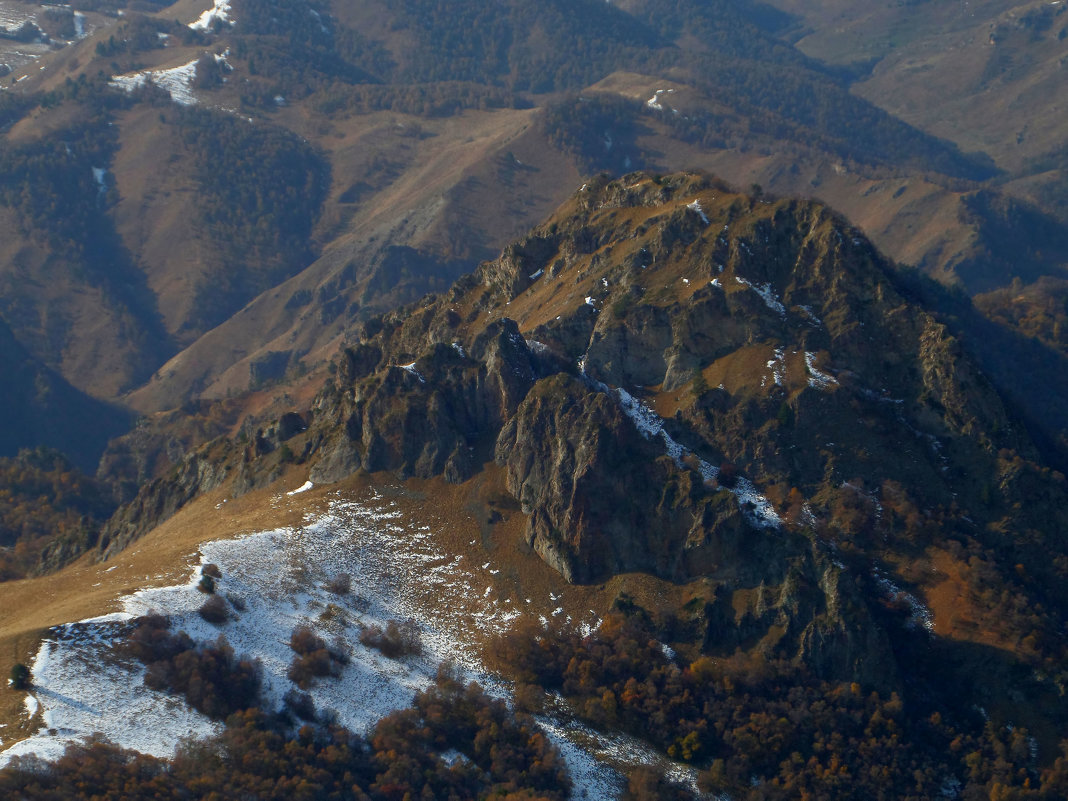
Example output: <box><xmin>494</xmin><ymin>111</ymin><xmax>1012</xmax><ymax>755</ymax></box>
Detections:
<box><xmin>874</xmin><ymin>569</ymin><xmax>934</xmax><ymax>632</ymax></box>
<box><xmin>645</xmin><ymin>87</ymin><xmax>675</xmax><ymax>112</ymax></box>
<box><xmin>91</xmin><ymin>166</ymin><xmax>107</xmax><ymax>199</ymax></box>
<box><xmin>686</xmin><ymin>199</ymin><xmax>710</xmax><ymax>226</ymax></box>
<box><xmin>763</xmin><ymin>348</ymin><xmax>785</xmax><ymax>388</ymax></box>
<box><xmin>804</xmin><ymin>352</ymin><xmax>838</xmax><ymax>390</ymax></box>
<box><xmin>0</xmin><ymin>494</ymin><xmax>622</xmax><ymax>798</ymax></box>
<box><xmin>799</xmin><ymin>305</ymin><xmax>822</xmax><ymax>326</ymax></box>
<box><xmin>612</xmin><ymin>386</ymin><xmax>781</xmax><ymax>529</ymax></box>
<box><xmin>110</xmin><ymin>57</ymin><xmax>201</xmax><ymax>106</ymax></box>
<box><xmin>734</xmin><ymin>276</ymin><xmax>786</xmax><ymax>316</ymax></box>
<box><xmin>399</xmin><ymin>362</ymin><xmax>426</xmax><ymax>383</ymax></box>
<box><xmin>189</xmin><ymin>0</ymin><xmax>234</xmax><ymax>32</ymax></box>
<box><xmin>286</xmin><ymin>480</ymin><xmax>314</xmax><ymax>496</ymax></box>
<box><xmin>526</xmin><ymin>340</ymin><xmax>551</xmax><ymax>357</ymax></box>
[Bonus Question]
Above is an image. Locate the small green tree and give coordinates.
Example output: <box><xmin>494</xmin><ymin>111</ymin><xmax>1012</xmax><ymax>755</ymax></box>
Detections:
<box><xmin>10</xmin><ymin>662</ymin><xmax>30</xmax><ymax>690</ymax></box>
<box><xmin>776</xmin><ymin>401</ymin><xmax>794</xmax><ymax>428</ymax></box>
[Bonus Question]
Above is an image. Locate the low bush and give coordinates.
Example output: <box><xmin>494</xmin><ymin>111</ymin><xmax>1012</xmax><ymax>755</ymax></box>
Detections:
<box><xmin>198</xmin><ymin>595</ymin><xmax>229</xmax><ymax>624</ymax></box>
<box><xmin>325</xmin><ymin>572</ymin><xmax>351</xmax><ymax>595</ymax></box>
<box><xmin>359</xmin><ymin>618</ymin><xmax>421</xmax><ymax>658</ymax></box>
<box><xmin>9</xmin><ymin>662</ymin><xmax>30</xmax><ymax>690</ymax></box>
<box><xmin>201</xmin><ymin>564</ymin><xmax>222</xmax><ymax>579</ymax></box>
<box><xmin>282</xmin><ymin>687</ymin><xmax>317</xmax><ymax>721</ymax></box>
<box><xmin>287</xmin><ymin>625</ymin><xmax>346</xmax><ymax>689</ymax></box>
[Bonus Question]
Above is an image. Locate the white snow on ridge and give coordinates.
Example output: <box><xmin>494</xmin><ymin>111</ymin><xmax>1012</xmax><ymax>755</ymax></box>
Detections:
<box><xmin>645</xmin><ymin>87</ymin><xmax>675</xmax><ymax>112</ymax></box>
<box><xmin>613</xmin><ymin>386</ymin><xmax>781</xmax><ymax>529</ymax></box>
<box><xmin>110</xmin><ymin>58</ymin><xmax>200</xmax><ymax>106</ymax></box>
<box><xmin>686</xmin><ymin>199</ymin><xmax>710</xmax><ymax>226</ymax></box>
<box><xmin>764</xmin><ymin>348</ymin><xmax>785</xmax><ymax>388</ymax></box>
<box><xmin>874</xmin><ymin>569</ymin><xmax>934</xmax><ymax>632</ymax></box>
<box><xmin>399</xmin><ymin>362</ymin><xmax>426</xmax><ymax>382</ymax></box>
<box><xmin>799</xmin><ymin>304</ymin><xmax>822</xmax><ymax>327</ymax></box>
<box><xmin>734</xmin><ymin>275</ymin><xmax>786</xmax><ymax>316</ymax></box>
<box><xmin>805</xmin><ymin>352</ymin><xmax>838</xmax><ymax>390</ymax></box>
<box><xmin>91</xmin><ymin>167</ymin><xmax>107</xmax><ymax>198</ymax></box>
<box><xmin>189</xmin><ymin>0</ymin><xmax>234</xmax><ymax>32</ymax></box>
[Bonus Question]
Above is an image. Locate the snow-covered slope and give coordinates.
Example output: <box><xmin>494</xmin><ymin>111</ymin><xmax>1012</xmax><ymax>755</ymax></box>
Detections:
<box><xmin>0</xmin><ymin>488</ymin><xmax>696</xmax><ymax>796</ymax></box>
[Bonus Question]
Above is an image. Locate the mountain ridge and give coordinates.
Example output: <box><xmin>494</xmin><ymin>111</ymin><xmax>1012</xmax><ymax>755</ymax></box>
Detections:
<box><xmin>82</xmin><ymin>175</ymin><xmax>1068</xmax><ymax>719</ymax></box>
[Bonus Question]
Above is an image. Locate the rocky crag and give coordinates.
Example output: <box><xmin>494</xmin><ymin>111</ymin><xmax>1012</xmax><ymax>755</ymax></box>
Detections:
<box><xmin>93</xmin><ymin>173</ymin><xmax>1068</xmax><ymax>707</ymax></box>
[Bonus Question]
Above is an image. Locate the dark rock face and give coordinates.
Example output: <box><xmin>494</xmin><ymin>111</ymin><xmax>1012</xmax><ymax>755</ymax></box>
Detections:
<box><xmin>319</xmin><ymin>319</ymin><xmax>541</xmax><ymax>482</ymax></box>
<box><xmin>495</xmin><ymin>374</ymin><xmax>748</xmax><ymax>584</ymax></box>
<box><xmin>97</xmin><ymin>444</ymin><xmax>232</xmax><ymax>560</ymax></box>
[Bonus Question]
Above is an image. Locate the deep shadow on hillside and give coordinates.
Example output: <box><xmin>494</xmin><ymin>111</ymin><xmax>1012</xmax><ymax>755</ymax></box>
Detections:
<box><xmin>0</xmin><ymin>319</ymin><xmax>131</xmax><ymax>473</ymax></box>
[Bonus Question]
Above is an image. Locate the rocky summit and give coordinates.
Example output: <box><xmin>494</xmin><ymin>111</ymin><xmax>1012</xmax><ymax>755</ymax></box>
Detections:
<box><xmin>93</xmin><ymin>174</ymin><xmax>1068</xmax><ymax>721</ymax></box>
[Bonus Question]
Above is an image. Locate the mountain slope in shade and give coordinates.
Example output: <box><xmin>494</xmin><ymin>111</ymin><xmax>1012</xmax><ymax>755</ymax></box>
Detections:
<box><xmin>0</xmin><ymin>317</ymin><xmax>130</xmax><ymax>472</ymax></box>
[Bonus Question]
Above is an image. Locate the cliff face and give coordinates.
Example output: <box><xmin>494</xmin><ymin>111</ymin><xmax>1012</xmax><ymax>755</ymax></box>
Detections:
<box><xmin>304</xmin><ymin>173</ymin><xmax>1026</xmax><ymax>578</ymax></box>
<box><xmin>96</xmin><ymin>173</ymin><xmax>1068</xmax><ymax>692</ymax></box>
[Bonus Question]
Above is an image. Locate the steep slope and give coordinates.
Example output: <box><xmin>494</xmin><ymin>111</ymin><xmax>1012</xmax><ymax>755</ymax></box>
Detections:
<box><xmin>94</xmin><ymin>176</ymin><xmax>1068</xmax><ymax>740</ymax></box>
<box><xmin>1</xmin><ymin>0</ymin><xmax>1036</xmax><ymax>421</ymax></box>
<box><xmin>0</xmin><ymin>317</ymin><xmax>130</xmax><ymax>471</ymax></box>
<box><xmin>762</xmin><ymin>0</ymin><xmax>1068</xmax><ymax>216</ymax></box>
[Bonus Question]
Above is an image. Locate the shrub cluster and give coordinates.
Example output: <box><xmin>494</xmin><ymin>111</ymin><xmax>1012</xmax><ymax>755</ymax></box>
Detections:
<box><xmin>121</xmin><ymin>614</ymin><xmax>261</xmax><ymax>719</ymax></box>
<box><xmin>0</xmin><ymin>666</ymin><xmax>571</xmax><ymax>801</ymax></box>
<box><xmin>490</xmin><ymin>613</ymin><xmax>1068</xmax><ymax>800</ymax></box>
<box><xmin>359</xmin><ymin>618</ymin><xmax>422</xmax><ymax>659</ymax></box>
<box><xmin>287</xmin><ymin>625</ymin><xmax>347</xmax><ymax>689</ymax></box>
<box><xmin>197</xmin><ymin>595</ymin><xmax>229</xmax><ymax>624</ymax></box>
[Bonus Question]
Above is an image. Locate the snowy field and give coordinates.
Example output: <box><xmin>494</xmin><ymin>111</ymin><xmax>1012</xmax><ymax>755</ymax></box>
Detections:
<box><xmin>0</xmin><ymin>1</ymin><xmax>35</xmax><ymax>32</ymax></box>
<box><xmin>0</xmin><ymin>489</ymin><xmax>698</xmax><ymax>797</ymax></box>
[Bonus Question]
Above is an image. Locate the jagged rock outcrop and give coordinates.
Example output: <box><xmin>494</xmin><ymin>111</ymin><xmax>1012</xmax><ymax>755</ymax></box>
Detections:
<box><xmin>310</xmin><ymin>318</ymin><xmax>540</xmax><ymax>482</ymax></box>
<box><xmin>92</xmin><ymin>172</ymin><xmax>1068</xmax><ymax>692</ymax></box>
<box><xmin>495</xmin><ymin>373</ymin><xmax>763</xmax><ymax>583</ymax></box>
<box><xmin>96</xmin><ymin>443</ymin><xmax>233</xmax><ymax>560</ymax></box>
